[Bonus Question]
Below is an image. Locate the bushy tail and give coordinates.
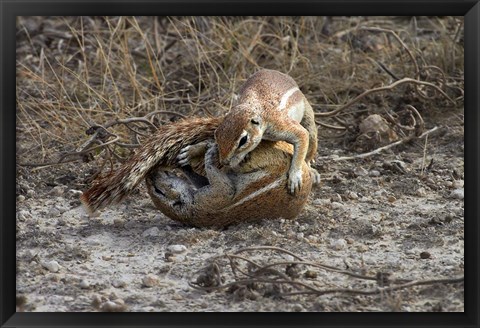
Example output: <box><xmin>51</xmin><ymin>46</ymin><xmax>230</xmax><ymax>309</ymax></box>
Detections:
<box><xmin>80</xmin><ymin>116</ymin><xmax>223</xmax><ymax>214</ymax></box>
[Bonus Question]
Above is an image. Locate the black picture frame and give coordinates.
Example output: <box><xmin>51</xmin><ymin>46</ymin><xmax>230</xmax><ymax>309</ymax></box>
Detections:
<box><xmin>1</xmin><ymin>1</ymin><xmax>478</xmax><ymax>327</ymax></box>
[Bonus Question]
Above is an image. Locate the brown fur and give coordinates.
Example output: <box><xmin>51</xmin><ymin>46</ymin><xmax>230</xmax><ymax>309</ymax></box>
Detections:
<box><xmin>80</xmin><ymin>116</ymin><xmax>223</xmax><ymax>213</ymax></box>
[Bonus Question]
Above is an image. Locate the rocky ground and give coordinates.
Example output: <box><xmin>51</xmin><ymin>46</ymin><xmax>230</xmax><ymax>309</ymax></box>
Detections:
<box><xmin>16</xmin><ymin>111</ymin><xmax>464</xmax><ymax>312</ymax></box>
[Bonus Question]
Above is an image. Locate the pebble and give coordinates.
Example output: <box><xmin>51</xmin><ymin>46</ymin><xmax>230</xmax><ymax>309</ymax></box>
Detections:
<box><xmin>452</xmin><ymin>180</ymin><xmax>464</xmax><ymax>189</ymax></box>
<box><xmin>387</xmin><ymin>196</ymin><xmax>397</xmax><ymax>203</ymax></box>
<box><xmin>142</xmin><ymin>227</ymin><xmax>160</xmax><ymax>237</ymax></box>
<box><xmin>330</xmin><ymin>193</ymin><xmax>342</xmax><ymax>203</ymax></box>
<box><xmin>374</xmin><ymin>189</ymin><xmax>387</xmax><ymax>197</ymax></box>
<box><xmin>142</xmin><ymin>274</ymin><xmax>159</xmax><ymax>287</ymax></box>
<box><xmin>50</xmin><ymin>186</ymin><xmax>65</xmax><ymax>196</ymax></box>
<box><xmin>331</xmin><ymin>202</ymin><xmax>344</xmax><ymax>210</ymax></box>
<box><xmin>112</xmin><ymin>278</ymin><xmax>127</xmax><ymax>288</ymax></box>
<box><xmin>312</xmin><ymin>198</ymin><xmax>330</xmax><ymax>207</ymax></box>
<box><xmin>42</xmin><ymin>260</ymin><xmax>61</xmax><ymax>273</ymax></box>
<box><xmin>331</xmin><ymin>239</ymin><xmax>347</xmax><ymax>251</ymax></box>
<box><xmin>79</xmin><ymin>279</ymin><xmax>90</xmax><ymax>289</ymax></box>
<box><xmin>449</xmin><ymin>189</ymin><xmax>464</xmax><ymax>200</ymax></box>
<box><xmin>16</xmin><ymin>210</ymin><xmax>31</xmax><ymax>221</ymax></box>
<box><xmin>291</xmin><ymin>304</ymin><xmax>304</xmax><ymax>312</ymax></box>
<box><xmin>17</xmin><ymin>195</ymin><xmax>26</xmax><ymax>202</ymax></box>
<box><xmin>68</xmin><ymin>189</ymin><xmax>83</xmax><ymax>197</ymax></box>
<box><xmin>26</xmin><ymin>189</ymin><xmax>35</xmax><ymax>198</ymax></box>
<box><xmin>356</xmin><ymin>244</ymin><xmax>368</xmax><ymax>252</ymax></box>
<box><xmin>100</xmin><ymin>299</ymin><xmax>126</xmax><ymax>312</ymax></box>
<box><xmin>167</xmin><ymin>244</ymin><xmax>187</xmax><ymax>254</ymax></box>
<box><xmin>48</xmin><ymin>207</ymin><xmax>61</xmax><ymax>217</ymax></box>
<box><xmin>369</xmin><ymin>170</ymin><xmax>381</xmax><ymax>177</ymax></box>
<box><xmin>416</xmin><ymin>187</ymin><xmax>427</xmax><ymax>197</ymax></box>
<box><xmin>353</xmin><ymin>167</ymin><xmax>368</xmax><ymax>176</ymax></box>
<box><xmin>113</xmin><ymin>218</ymin><xmax>125</xmax><ymax>228</ymax></box>
<box><xmin>420</xmin><ymin>251</ymin><xmax>431</xmax><ymax>259</ymax></box>
<box><xmin>347</xmin><ymin>191</ymin><xmax>359</xmax><ymax>200</ymax></box>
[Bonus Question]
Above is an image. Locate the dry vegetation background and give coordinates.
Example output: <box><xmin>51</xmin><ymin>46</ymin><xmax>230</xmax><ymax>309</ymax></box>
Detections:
<box><xmin>16</xmin><ymin>16</ymin><xmax>464</xmax><ymax>312</ymax></box>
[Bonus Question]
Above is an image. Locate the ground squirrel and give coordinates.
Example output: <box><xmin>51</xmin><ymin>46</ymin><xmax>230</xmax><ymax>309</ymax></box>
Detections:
<box><xmin>146</xmin><ymin>139</ymin><xmax>312</xmax><ymax>227</ymax></box>
<box><xmin>81</xmin><ymin>116</ymin><xmax>312</xmax><ymax>226</ymax></box>
<box><xmin>81</xmin><ymin>69</ymin><xmax>319</xmax><ymax>214</ymax></box>
<box><xmin>184</xmin><ymin>69</ymin><xmax>320</xmax><ymax>195</ymax></box>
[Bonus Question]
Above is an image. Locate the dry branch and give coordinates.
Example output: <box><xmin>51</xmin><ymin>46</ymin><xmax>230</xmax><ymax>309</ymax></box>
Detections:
<box><xmin>190</xmin><ymin>246</ymin><xmax>463</xmax><ymax>299</ymax></box>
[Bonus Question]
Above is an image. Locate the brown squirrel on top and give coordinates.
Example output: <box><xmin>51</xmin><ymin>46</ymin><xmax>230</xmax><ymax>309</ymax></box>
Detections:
<box><xmin>179</xmin><ymin>69</ymin><xmax>320</xmax><ymax>195</ymax></box>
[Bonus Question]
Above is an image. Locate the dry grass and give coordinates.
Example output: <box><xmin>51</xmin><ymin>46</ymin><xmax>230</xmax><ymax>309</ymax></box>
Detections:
<box><xmin>16</xmin><ymin>16</ymin><xmax>464</xmax><ymax>168</ymax></box>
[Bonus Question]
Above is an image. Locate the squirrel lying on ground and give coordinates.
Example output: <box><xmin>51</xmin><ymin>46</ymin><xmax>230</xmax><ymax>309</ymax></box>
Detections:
<box><xmin>146</xmin><ymin>138</ymin><xmax>312</xmax><ymax>227</ymax></box>
<box><xmin>80</xmin><ymin>69</ymin><xmax>319</xmax><ymax>221</ymax></box>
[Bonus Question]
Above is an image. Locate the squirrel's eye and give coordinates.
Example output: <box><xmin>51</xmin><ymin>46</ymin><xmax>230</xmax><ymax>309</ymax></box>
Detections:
<box><xmin>238</xmin><ymin>135</ymin><xmax>248</xmax><ymax>148</ymax></box>
<box><xmin>251</xmin><ymin>119</ymin><xmax>260</xmax><ymax>125</ymax></box>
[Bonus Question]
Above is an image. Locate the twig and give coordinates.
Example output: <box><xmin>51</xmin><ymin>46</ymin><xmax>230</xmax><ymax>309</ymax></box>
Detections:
<box><xmin>318</xmin><ymin>126</ymin><xmax>440</xmax><ymax>162</ymax></box>
<box><xmin>315</xmin><ymin>78</ymin><xmax>455</xmax><ymax>118</ymax></box>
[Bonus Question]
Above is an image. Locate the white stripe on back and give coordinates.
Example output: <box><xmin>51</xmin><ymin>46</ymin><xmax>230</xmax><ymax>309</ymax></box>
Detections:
<box><xmin>278</xmin><ymin>87</ymin><xmax>300</xmax><ymax>110</ymax></box>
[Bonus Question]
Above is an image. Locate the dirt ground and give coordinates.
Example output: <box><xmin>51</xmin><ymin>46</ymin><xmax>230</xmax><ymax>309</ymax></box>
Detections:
<box><xmin>15</xmin><ymin>16</ymin><xmax>464</xmax><ymax>312</ymax></box>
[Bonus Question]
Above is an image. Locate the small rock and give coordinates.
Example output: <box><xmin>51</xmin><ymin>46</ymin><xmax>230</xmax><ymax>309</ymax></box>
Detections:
<box><xmin>142</xmin><ymin>227</ymin><xmax>160</xmax><ymax>237</ymax></box>
<box><xmin>330</xmin><ymin>193</ymin><xmax>342</xmax><ymax>203</ymax></box>
<box><xmin>449</xmin><ymin>189</ymin><xmax>464</xmax><ymax>200</ymax></box>
<box><xmin>68</xmin><ymin>189</ymin><xmax>83</xmax><ymax>197</ymax></box>
<box><xmin>353</xmin><ymin>166</ymin><xmax>368</xmax><ymax>177</ymax></box>
<box><xmin>374</xmin><ymin>189</ymin><xmax>388</xmax><ymax>197</ymax></box>
<box><xmin>17</xmin><ymin>195</ymin><xmax>26</xmax><ymax>202</ymax></box>
<box><xmin>16</xmin><ymin>210</ymin><xmax>31</xmax><ymax>221</ymax></box>
<box><xmin>100</xmin><ymin>299</ymin><xmax>126</xmax><ymax>312</ymax></box>
<box><xmin>42</xmin><ymin>260</ymin><xmax>60</xmax><ymax>273</ymax></box>
<box><xmin>420</xmin><ymin>251</ymin><xmax>431</xmax><ymax>259</ymax></box>
<box><xmin>112</xmin><ymin>279</ymin><xmax>127</xmax><ymax>288</ymax></box>
<box><xmin>167</xmin><ymin>244</ymin><xmax>187</xmax><ymax>254</ymax></box>
<box><xmin>142</xmin><ymin>274</ymin><xmax>159</xmax><ymax>287</ymax></box>
<box><xmin>172</xmin><ymin>293</ymin><xmax>184</xmax><ymax>301</ymax></box>
<box><xmin>331</xmin><ymin>239</ymin><xmax>347</xmax><ymax>251</ymax></box>
<box><xmin>452</xmin><ymin>180</ymin><xmax>464</xmax><ymax>189</ymax></box>
<box><xmin>347</xmin><ymin>191</ymin><xmax>358</xmax><ymax>200</ymax></box>
<box><xmin>388</xmin><ymin>196</ymin><xmax>397</xmax><ymax>203</ymax></box>
<box><xmin>48</xmin><ymin>207</ymin><xmax>61</xmax><ymax>217</ymax></box>
<box><xmin>304</xmin><ymin>270</ymin><xmax>318</xmax><ymax>279</ymax></box>
<box><xmin>291</xmin><ymin>304</ymin><xmax>304</xmax><ymax>312</ymax></box>
<box><xmin>312</xmin><ymin>198</ymin><xmax>330</xmax><ymax>206</ymax></box>
<box><xmin>113</xmin><ymin>218</ymin><xmax>125</xmax><ymax>228</ymax></box>
<box><xmin>369</xmin><ymin>170</ymin><xmax>381</xmax><ymax>177</ymax></box>
<box><xmin>26</xmin><ymin>189</ymin><xmax>35</xmax><ymax>198</ymax></box>
<box><xmin>345</xmin><ymin>237</ymin><xmax>354</xmax><ymax>244</ymax></box>
<box><xmin>356</xmin><ymin>244</ymin><xmax>368</xmax><ymax>252</ymax></box>
<box><xmin>79</xmin><ymin>280</ymin><xmax>90</xmax><ymax>289</ymax></box>
<box><xmin>416</xmin><ymin>187</ymin><xmax>427</xmax><ymax>197</ymax></box>
<box><xmin>331</xmin><ymin>202</ymin><xmax>344</xmax><ymax>210</ymax></box>
<box><xmin>50</xmin><ymin>186</ymin><xmax>65</xmax><ymax>196</ymax></box>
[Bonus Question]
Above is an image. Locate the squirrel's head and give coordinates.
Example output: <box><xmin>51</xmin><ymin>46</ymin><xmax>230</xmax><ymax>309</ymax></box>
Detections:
<box><xmin>215</xmin><ymin>107</ymin><xmax>263</xmax><ymax>167</ymax></box>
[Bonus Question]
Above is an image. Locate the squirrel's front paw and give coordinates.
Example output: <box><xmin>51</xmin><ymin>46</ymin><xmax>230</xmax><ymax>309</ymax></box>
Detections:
<box><xmin>177</xmin><ymin>145</ymin><xmax>194</xmax><ymax>167</ymax></box>
<box><xmin>287</xmin><ymin>169</ymin><xmax>303</xmax><ymax>195</ymax></box>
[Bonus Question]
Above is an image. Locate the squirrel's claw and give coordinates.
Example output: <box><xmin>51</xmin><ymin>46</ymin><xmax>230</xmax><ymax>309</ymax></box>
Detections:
<box><xmin>177</xmin><ymin>145</ymin><xmax>192</xmax><ymax>167</ymax></box>
<box><xmin>288</xmin><ymin>169</ymin><xmax>303</xmax><ymax>195</ymax></box>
